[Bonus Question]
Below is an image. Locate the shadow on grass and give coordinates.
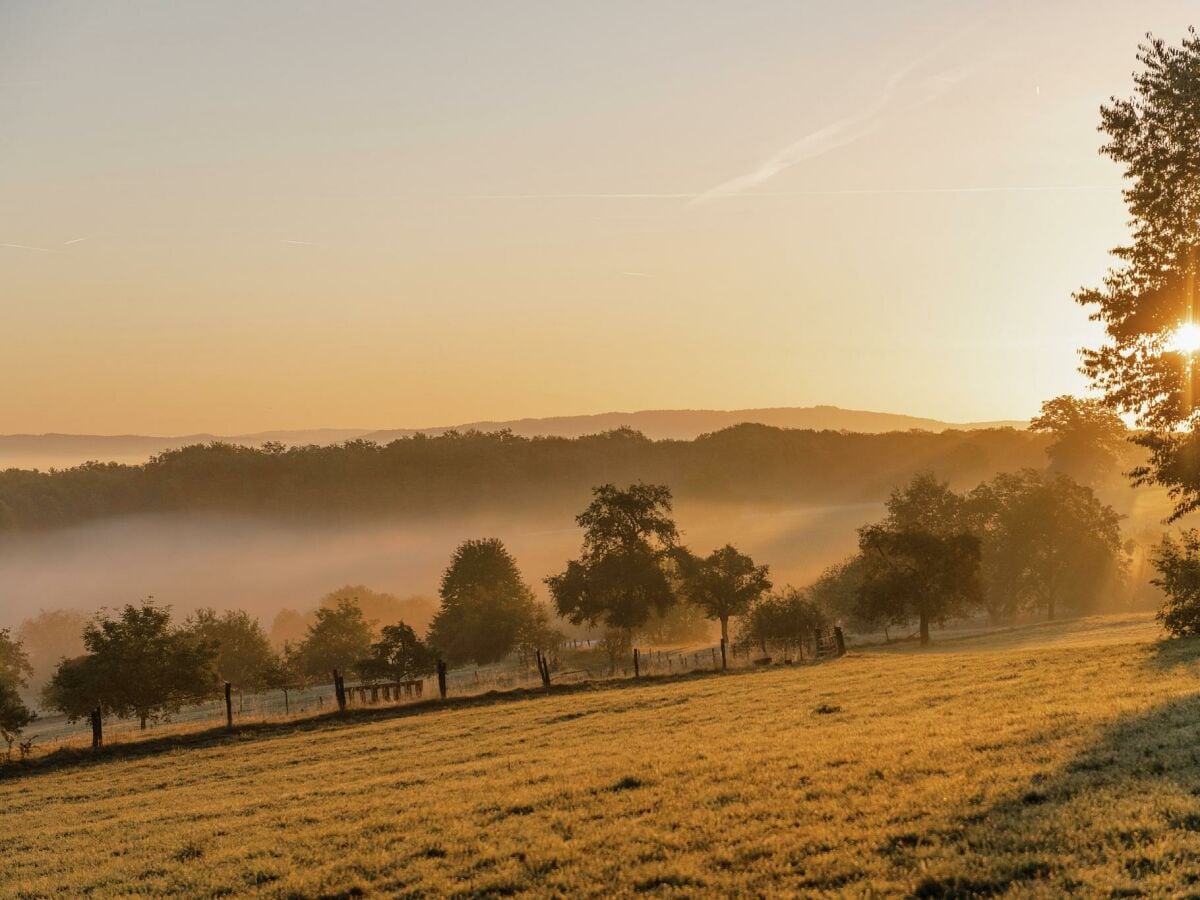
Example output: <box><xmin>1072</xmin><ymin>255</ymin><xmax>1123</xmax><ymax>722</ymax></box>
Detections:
<box><xmin>908</xmin><ymin>693</ymin><xmax>1200</xmax><ymax>897</ymax></box>
<box><xmin>860</xmin><ymin>613</ymin><xmax>1155</xmax><ymax>658</ymax></box>
<box><xmin>1144</xmin><ymin>632</ymin><xmax>1200</xmax><ymax>672</ymax></box>
<box><xmin>0</xmin><ymin>661</ymin><xmax>822</xmax><ymax>780</ymax></box>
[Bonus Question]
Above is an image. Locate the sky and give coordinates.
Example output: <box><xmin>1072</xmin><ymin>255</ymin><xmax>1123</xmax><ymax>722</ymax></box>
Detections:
<box><xmin>2</xmin><ymin>0</ymin><xmax>1196</xmax><ymax>435</ymax></box>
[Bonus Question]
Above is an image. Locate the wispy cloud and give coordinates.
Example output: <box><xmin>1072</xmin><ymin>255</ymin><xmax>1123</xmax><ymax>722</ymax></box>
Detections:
<box><xmin>0</xmin><ymin>243</ymin><xmax>53</xmax><ymax>253</ymax></box>
<box><xmin>692</xmin><ymin>66</ymin><xmax>977</xmax><ymax>204</ymax></box>
<box><xmin>62</xmin><ymin>237</ymin><xmax>89</xmax><ymax>246</ymax></box>
<box><xmin>621</xmin><ymin>271</ymin><xmax>654</xmax><ymax>278</ymax></box>
<box><xmin>685</xmin><ymin>19</ymin><xmax>990</xmax><ymax>205</ymax></box>
<box><xmin>280</xmin><ymin>239</ymin><xmax>318</xmax><ymax>246</ymax></box>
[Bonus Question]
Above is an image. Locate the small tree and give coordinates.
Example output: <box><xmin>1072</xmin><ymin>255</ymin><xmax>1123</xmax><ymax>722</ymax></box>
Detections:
<box><xmin>548</xmin><ymin>483</ymin><xmax>681</xmax><ymax>670</ymax></box>
<box><xmin>739</xmin><ymin>590</ymin><xmax>825</xmax><ymax>660</ymax></box>
<box><xmin>680</xmin><ymin>545</ymin><xmax>771</xmax><ymax>661</ymax></box>
<box><xmin>808</xmin><ymin>556</ymin><xmax>892</xmax><ymax>637</ymax></box>
<box><xmin>16</xmin><ymin>608</ymin><xmax>87</xmax><ymax>694</ymax></box>
<box><xmin>513</xmin><ymin>603</ymin><xmax>564</xmax><ymax>668</ymax></box>
<box><xmin>259</xmin><ymin>645</ymin><xmax>301</xmax><ymax>714</ymax></box>
<box><xmin>856</xmin><ymin>474</ymin><xmax>981</xmax><ymax>645</ymax></box>
<box><xmin>358</xmin><ymin>623</ymin><xmax>437</xmax><ymax>682</ymax></box>
<box><xmin>43</xmin><ymin>601</ymin><xmax>219</xmax><ymax>729</ymax></box>
<box><xmin>294</xmin><ymin>599</ymin><xmax>374</xmax><ymax>681</ymax></box>
<box><xmin>428</xmin><ymin>538</ymin><xmax>540</xmax><ymax>667</ymax></box>
<box><xmin>1152</xmin><ymin>530</ymin><xmax>1200</xmax><ymax>636</ymax></box>
<box><xmin>0</xmin><ymin>629</ymin><xmax>35</xmax><ymax>755</ymax></box>
<box><xmin>185</xmin><ymin>608</ymin><xmax>275</xmax><ymax>692</ymax></box>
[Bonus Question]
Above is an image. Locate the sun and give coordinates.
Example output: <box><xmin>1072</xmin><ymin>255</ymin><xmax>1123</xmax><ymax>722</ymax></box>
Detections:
<box><xmin>1168</xmin><ymin>322</ymin><xmax>1200</xmax><ymax>354</ymax></box>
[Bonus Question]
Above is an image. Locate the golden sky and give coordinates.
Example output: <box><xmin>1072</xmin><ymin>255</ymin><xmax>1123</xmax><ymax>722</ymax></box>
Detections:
<box><xmin>2</xmin><ymin>1</ymin><xmax>1195</xmax><ymax>435</ymax></box>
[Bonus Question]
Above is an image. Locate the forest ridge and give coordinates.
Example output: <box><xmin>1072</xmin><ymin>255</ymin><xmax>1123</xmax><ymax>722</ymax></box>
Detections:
<box><xmin>0</xmin><ymin>424</ymin><xmax>1049</xmax><ymax>531</ymax></box>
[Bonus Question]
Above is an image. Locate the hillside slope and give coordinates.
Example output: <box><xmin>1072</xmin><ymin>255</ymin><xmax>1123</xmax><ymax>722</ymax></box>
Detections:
<box><xmin>4</xmin><ymin>614</ymin><xmax>1197</xmax><ymax>896</ymax></box>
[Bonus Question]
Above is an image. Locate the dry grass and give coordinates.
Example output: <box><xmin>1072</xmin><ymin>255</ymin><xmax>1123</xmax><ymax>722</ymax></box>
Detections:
<box><xmin>4</xmin><ymin>613</ymin><xmax>1200</xmax><ymax>897</ymax></box>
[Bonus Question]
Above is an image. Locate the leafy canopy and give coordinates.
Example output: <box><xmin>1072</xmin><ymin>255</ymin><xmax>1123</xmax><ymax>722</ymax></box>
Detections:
<box><xmin>1029</xmin><ymin>395</ymin><xmax>1129</xmax><ymax>485</ymax></box>
<box><xmin>0</xmin><ymin>629</ymin><xmax>35</xmax><ymax>738</ymax></box>
<box><xmin>1152</xmin><ymin>530</ymin><xmax>1200</xmax><ymax>637</ymax></box>
<box><xmin>294</xmin><ymin>599</ymin><xmax>375</xmax><ymax>679</ymax></box>
<box><xmin>428</xmin><ymin>538</ymin><xmax>543</xmax><ymax>667</ymax></box>
<box><xmin>185</xmin><ymin>608</ymin><xmax>275</xmax><ymax>690</ymax></box>
<box><xmin>548</xmin><ymin>483</ymin><xmax>681</xmax><ymax>635</ymax></box>
<box><xmin>1076</xmin><ymin>30</ymin><xmax>1200</xmax><ymax>518</ymax></box>
<box><xmin>680</xmin><ymin>544</ymin><xmax>771</xmax><ymax>642</ymax></box>
<box><xmin>856</xmin><ymin>474</ymin><xmax>981</xmax><ymax>644</ymax></box>
<box><xmin>43</xmin><ymin>600</ymin><xmax>218</xmax><ymax>727</ymax></box>
<box><xmin>358</xmin><ymin>622</ymin><xmax>437</xmax><ymax>682</ymax></box>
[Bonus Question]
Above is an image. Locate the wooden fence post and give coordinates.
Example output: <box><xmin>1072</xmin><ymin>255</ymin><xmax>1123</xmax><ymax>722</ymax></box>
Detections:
<box><xmin>711</xmin><ymin>647</ymin><xmax>717</xmax><ymax>670</ymax></box>
<box><xmin>437</xmin><ymin>660</ymin><xmax>448</xmax><ymax>699</ymax></box>
<box><xmin>91</xmin><ymin>706</ymin><xmax>103</xmax><ymax>749</ymax></box>
<box><xmin>224</xmin><ymin>682</ymin><xmax>233</xmax><ymax>729</ymax></box>
<box><xmin>834</xmin><ymin>626</ymin><xmax>847</xmax><ymax>656</ymax></box>
<box><xmin>333</xmin><ymin>670</ymin><xmax>346</xmax><ymax>712</ymax></box>
<box><xmin>633</xmin><ymin>648</ymin><xmax>640</xmax><ymax>678</ymax></box>
<box><xmin>720</xmin><ymin>638</ymin><xmax>727</xmax><ymax>671</ymax></box>
<box><xmin>536</xmin><ymin>650</ymin><xmax>551</xmax><ymax>688</ymax></box>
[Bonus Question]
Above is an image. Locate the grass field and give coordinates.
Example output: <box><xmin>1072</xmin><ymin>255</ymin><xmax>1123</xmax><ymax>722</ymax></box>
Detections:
<box><xmin>4</xmin><ymin>613</ymin><xmax>1200</xmax><ymax>897</ymax></box>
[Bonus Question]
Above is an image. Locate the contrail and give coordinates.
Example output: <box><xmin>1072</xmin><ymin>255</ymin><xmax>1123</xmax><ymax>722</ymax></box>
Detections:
<box><xmin>62</xmin><ymin>237</ymin><xmax>89</xmax><ymax>246</ymax></box>
<box><xmin>0</xmin><ymin>243</ymin><xmax>52</xmax><ymax>253</ymax></box>
<box><xmin>472</xmin><ymin>186</ymin><xmax>1116</xmax><ymax>200</ymax></box>
<box><xmin>690</xmin><ymin>21</ymin><xmax>986</xmax><ymax>204</ymax></box>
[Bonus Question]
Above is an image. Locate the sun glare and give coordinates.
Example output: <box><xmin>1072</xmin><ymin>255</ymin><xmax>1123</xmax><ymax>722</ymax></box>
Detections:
<box><xmin>1168</xmin><ymin>322</ymin><xmax>1200</xmax><ymax>354</ymax></box>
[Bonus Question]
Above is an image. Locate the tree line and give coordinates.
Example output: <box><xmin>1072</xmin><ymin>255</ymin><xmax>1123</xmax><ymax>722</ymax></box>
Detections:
<box><xmin>0</xmin><ymin>424</ymin><xmax>1058</xmax><ymax>531</ymax></box>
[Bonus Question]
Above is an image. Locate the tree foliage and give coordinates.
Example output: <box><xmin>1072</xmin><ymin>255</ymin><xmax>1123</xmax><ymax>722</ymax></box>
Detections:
<box><xmin>42</xmin><ymin>601</ymin><xmax>218</xmax><ymax>728</ymax></box>
<box><xmin>738</xmin><ymin>589</ymin><xmax>826</xmax><ymax>659</ymax></box>
<box><xmin>0</xmin><ymin>629</ymin><xmax>35</xmax><ymax>741</ymax></box>
<box><xmin>428</xmin><ymin>538</ymin><xmax>542</xmax><ymax>667</ymax></box>
<box><xmin>1075</xmin><ymin>29</ymin><xmax>1200</xmax><ymax>518</ymax></box>
<box><xmin>15</xmin><ymin>608</ymin><xmax>87</xmax><ymax>694</ymax></box>
<box><xmin>1151</xmin><ymin>530</ymin><xmax>1200</xmax><ymax>636</ymax></box>
<box><xmin>856</xmin><ymin>475</ymin><xmax>981</xmax><ymax>645</ymax></box>
<box><xmin>679</xmin><ymin>544</ymin><xmax>771</xmax><ymax>647</ymax></box>
<box><xmin>185</xmin><ymin>608</ymin><xmax>275</xmax><ymax>691</ymax></box>
<box><xmin>358</xmin><ymin>623</ymin><xmax>437</xmax><ymax>682</ymax></box>
<box><xmin>1029</xmin><ymin>395</ymin><xmax>1129</xmax><ymax>485</ymax></box>
<box><xmin>967</xmin><ymin>470</ymin><xmax>1125</xmax><ymax>621</ymax></box>
<box><xmin>293</xmin><ymin>599</ymin><xmax>374</xmax><ymax>680</ymax></box>
<box><xmin>548</xmin><ymin>484</ymin><xmax>681</xmax><ymax>641</ymax></box>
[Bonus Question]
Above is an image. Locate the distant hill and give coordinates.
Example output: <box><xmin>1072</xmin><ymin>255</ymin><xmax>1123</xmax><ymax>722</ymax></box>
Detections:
<box><xmin>363</xmin><ymin>406</ymin><xmax>1024</xmax><ymax>444</ymax></box>
<box><xmin>0</xmin><ymin>406</ymin><xmax>1025</xmax><ymax>470</ymax></box>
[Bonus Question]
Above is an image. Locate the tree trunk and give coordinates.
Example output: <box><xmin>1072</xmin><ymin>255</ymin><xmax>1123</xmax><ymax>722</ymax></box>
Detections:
<box><xmin>139</xmin><ymin>715</ymin><xmax>147</xmax><ymax>730</ymax></box>
<box><xmin>919</xmin><ymin>612</ymin><xmax>930</xmax><ymax>646</ymax></box>
<box><xmin>720</xmin><ymin>616</ymin><xmax>729</xmax><ymax>651</ymax></box>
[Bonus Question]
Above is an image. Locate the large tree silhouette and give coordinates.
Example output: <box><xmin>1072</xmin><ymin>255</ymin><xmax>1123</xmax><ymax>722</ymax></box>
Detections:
<box><xmin>1077</xmin><ymin>30</ymin><xmax>1200</xmax><ymax>519</ymax></box>
<box><xmin>547</xmin><ymin>483</ymin><xmax>681</xmax><ymax>667</ymax></box>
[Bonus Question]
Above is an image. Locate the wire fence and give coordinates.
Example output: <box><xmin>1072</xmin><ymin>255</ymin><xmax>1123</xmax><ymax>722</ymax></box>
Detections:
<box><xmin>19</xmin><ymin>629</ymin><xmax>846</xmax><ymax>759</ymax></box>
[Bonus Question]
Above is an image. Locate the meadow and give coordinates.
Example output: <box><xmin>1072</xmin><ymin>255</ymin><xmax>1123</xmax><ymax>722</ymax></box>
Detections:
<box><xmin>4</xmin><ymin>613</ymin><xmax>1200</xmax><ymax>897</ymax></box>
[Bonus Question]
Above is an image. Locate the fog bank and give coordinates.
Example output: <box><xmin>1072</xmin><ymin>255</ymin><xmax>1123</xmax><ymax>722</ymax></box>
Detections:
<box><xmin>0</xmin><ymin>501</ymin><xmax>879</xmax><ymax>630</ymax></box>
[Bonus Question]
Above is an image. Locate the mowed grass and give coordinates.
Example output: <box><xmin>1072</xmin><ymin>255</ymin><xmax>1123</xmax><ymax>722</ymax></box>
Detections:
<box><xmin>5</xmin><ymin>614</ymin><xmax>1200</xmax><ymax>897</ymax></box>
